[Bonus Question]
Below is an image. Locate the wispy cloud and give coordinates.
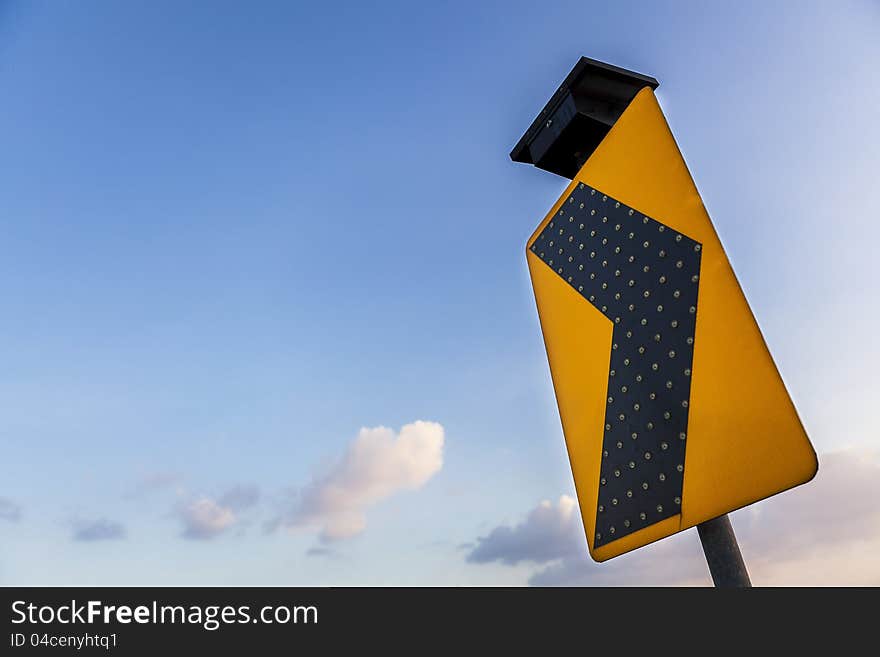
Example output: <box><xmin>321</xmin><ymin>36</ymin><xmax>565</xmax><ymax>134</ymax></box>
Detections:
<box><xmin>306</xmin><ymin>546</ymin><xmax>341</xmax><ymax>559</ymax></box>
<box><xmin>72</xmin><ymin>519</ymin><xmax>126</xmax><ymax>542</ymax></box>
<box><xmin>218</xmin><ymin>484</ymin><xmax>260</xmax><ymax>512</ymax></box>
<box><xmin>124</xmin><ymin>471</ymin><xmax>183</xmax><ymax>500</ymax></box>
<box><xmin>0</xmin><ymin>497</ymin><xmax>22</xmax><ymax>523</ymax></box>
<box><xmin>179</xmin><ymin>498</ymin><xmax>236</xmax><ymax>540</ymax></box>
<box><xmin>278</xmin><ymin>421</ymin><xmax>445</xmax><ymax>542</ymax></box>
<box><xmin>176</xmin><ymin>483</ymin><xmax>260</xmax><ymax>540</ymax></box>
<box><xmin>466</xmin><ymin>449</ymin><xmax>880</xmax><ymax>586</ymax></box>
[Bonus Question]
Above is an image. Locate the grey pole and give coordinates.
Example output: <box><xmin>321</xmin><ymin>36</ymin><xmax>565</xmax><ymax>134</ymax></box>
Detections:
<box><xmin>697</xmin><ymin>514</ymin><xmax>752</xmax><ymax>588</ymax></box>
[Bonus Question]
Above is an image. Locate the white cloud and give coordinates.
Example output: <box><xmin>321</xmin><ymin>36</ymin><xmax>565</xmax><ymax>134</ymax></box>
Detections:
<box><xmin>179</xmin><ymin>498</ymin><xmax>236</xmax><ymax>540</ymax></box>
<box><xmin>282</xmin><ymin>421</ymin><xmax>444</xmax><ymax>542</ymax></box>
<box><xmin>466</xmin><ymin>449</ymin><xmax>880</xmax><ymax>586</ymax></box>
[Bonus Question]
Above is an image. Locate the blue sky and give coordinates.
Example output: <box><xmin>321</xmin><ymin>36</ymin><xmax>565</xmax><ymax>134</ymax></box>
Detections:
<box><xmin>0</xmin><ymin>0</ymin><xmax>878</xmax><ymax>585</ymax></box>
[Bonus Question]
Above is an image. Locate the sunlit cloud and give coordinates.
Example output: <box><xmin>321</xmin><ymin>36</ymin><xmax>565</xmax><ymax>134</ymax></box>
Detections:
<box><xmin>278</xmin><ymin>421</ymin><xmax>445</xmax><ymax>542</ymax></box>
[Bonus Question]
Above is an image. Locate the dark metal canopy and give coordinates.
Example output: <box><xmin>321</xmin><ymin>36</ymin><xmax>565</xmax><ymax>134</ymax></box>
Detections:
<box><xmin>510</xmin><ymin>57</ymin><xmax>659</xmax><ymax>179</ymax></box>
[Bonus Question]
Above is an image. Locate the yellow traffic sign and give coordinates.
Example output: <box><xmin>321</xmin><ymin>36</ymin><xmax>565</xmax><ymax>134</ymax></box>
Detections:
<box><xmin>517</xmin><ymin>60</ymin><xmax>817</xmax><ymax>562</ymax></box>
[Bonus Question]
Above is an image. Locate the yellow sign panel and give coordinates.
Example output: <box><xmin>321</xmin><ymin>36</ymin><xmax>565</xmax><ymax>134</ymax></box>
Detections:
<box><xmin>526</xmin><ymin>87</ymin><xmax>817</xmax><ymax>561</ymax></box>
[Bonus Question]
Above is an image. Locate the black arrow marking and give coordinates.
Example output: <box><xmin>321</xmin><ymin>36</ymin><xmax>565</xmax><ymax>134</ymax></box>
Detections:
<box><xmin>531</xmin><ymin>183</ymin><xmax>702</xmax><ymax>546</ymax></box>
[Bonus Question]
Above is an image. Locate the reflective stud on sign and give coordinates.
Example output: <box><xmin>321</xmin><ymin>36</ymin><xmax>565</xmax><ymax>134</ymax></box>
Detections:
<box><xmin>530</xmin><ymin>183</ymin><xmax>700</xmax><ymax>546</ymax></box>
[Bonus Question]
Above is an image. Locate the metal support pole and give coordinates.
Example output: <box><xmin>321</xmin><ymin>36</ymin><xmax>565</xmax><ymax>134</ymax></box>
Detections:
<box><xmin>697</xmin><ymin>514</ymin><xmax>752</xmax><ymax>588</ymax></box>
